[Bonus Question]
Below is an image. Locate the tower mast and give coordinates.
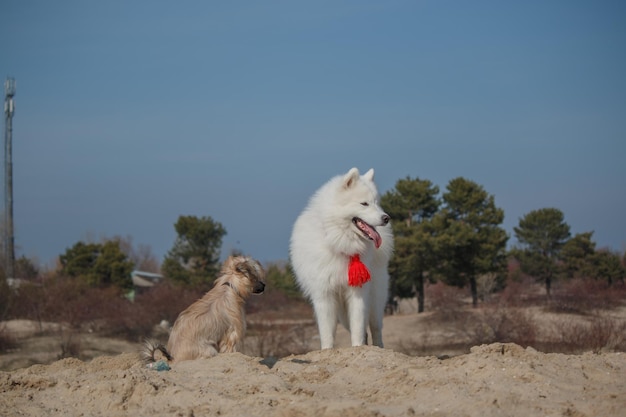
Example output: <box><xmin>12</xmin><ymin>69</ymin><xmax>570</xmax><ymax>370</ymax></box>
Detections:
<box><xmin>4</xmin><ymin>77</ymin><xmax>16</xmax><ymax>279</ymax></box>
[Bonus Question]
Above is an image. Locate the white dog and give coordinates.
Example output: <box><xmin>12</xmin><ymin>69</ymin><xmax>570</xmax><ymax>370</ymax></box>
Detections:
<box><xmin>290</xmin><ymin>167</ymin><xmax>393</xmax><ymax>349</ymax></box>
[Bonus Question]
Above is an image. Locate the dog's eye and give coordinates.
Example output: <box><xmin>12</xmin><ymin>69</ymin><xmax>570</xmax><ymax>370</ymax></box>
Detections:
<box><xmin>360</xmin><ymin>202</ymin><xmax>369</xmax><ymax>206</ymax></box>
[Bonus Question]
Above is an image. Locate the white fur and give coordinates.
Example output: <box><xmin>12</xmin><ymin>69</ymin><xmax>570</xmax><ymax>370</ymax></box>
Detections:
<box><xmin>290</xmin><ymin>167</ymin><xmax>394</xmax><ymax>349</ymax></box>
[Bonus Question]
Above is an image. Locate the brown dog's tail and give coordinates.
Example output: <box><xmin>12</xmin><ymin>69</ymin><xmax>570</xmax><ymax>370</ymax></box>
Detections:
<box><xmin>141</xmin><ymin>338</ymin><xmax>174</xmax><ymax>364</ymax></box>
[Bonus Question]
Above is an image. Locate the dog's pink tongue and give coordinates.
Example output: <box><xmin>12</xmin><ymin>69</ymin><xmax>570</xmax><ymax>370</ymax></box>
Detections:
<box><xmin>373</xmin><ymin>232</ymin><xmax>382</xmax><ymax>249</ymax></box>
<box><xmin>362</xmin><ymin>222</ymin><xmax>382</xmax><ymax>249</ymax></box>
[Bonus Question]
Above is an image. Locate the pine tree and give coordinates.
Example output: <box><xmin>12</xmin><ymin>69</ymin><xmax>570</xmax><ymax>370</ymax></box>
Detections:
<box><xmin>433</xmin><ymin>178</ymin><xmax>508</xmax><ymax>307</ymax></box>
<box><xmin>512</xmin><ymin>208</ymin><xmax>571</xmax><ymax>297</ymax></box>
<box><xmin>162</xmin><ymin>215</ymin><xmax>226</xmax><ymax>287</ymax></box>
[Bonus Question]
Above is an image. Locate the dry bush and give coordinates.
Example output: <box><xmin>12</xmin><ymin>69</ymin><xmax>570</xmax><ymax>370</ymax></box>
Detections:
<box><xmin>136</xmin><ymin>282</ymin><xmax>204</xmax><ymax>323</ymax></box>
<box><xmin>0</xmin><ymin>279</ymin><xmax>16</xmax><ymax>352</ymax></box>
<box><xmin>58</xmin><ymin>328</ymin><xmax>82</xmax><ymax>359</ymax></box>
<box><xmin>244</xmin><ymin>321</ymin><xmax>312</xmax><ymax>358</ymax></box>
<box><xmin>5</xmin><ymin>278</ymin><xmax>204</xmax><ymax>342</ymax></box>
<box><xmin>4</xmin><ymin>276</ymin><xmax>313</xmax><ymax>349</ymax></box>
<box><xmin>86</xmin><ymin>282</ymin><xmax>307</xmax><ymax>343</ymax></box>
<box><xmin>245</xmin><ymin>287</ymin><xmax>311</xmax><ymax>320</ymax></box>
<box><xmin>549</xmin><ymin>278</ymin><xmax>626</xmax><ymax>314</ymax></box>
<box><xmin>246</xmin><ymin>287</ymin><xmax>290</xmax><ymax>316</ymax></box>
<box><xmin>476</xmin><ymin>273</ymin><xmax>498</xmax><ymax>302</ymax></box>
<box><xmin>425</xmin><ymin>282</ymin><xmax>467</xmax><ymax>320</ymax></box>
<box><xmin>471</xmin><ymin>306</ymin><xmax>537</xmax><ymax>348</ymax></box>
<box><xmin>496</xmin><ymin>276</ymin><xmax>542</xmax><ymax>307</ymax></box>
<box><xmin>469</xmin><ymin>276</ymin><xmax>540</xmax><ymax>347</ymax></box>
<box><xmin>101</xmin><ymin>282</ymin><xmax>204</xmax><ymax>341</ymax></box>
<box><xmin>4</xmin><ymin>281</ymin><xmax>46</xmax><ymax>326</ymax></box>
<box><xmin>6</xmin><ymin>278</ymin><xmax>125</xmax><ymax>329</ymax></box>
<box><xmin>0</xmin><ymin>324</ymin><xmax>17</xmax><ymax>353</ymax></box>
<box><xmin>549</xmin><ymin>315</ymin><xmax>626</xmax><ymax>353</ymax></box>
<box><xmin>243</xmin><ymin>287</ymin><xmax>314</xmax><ymax>358</ymax></box>
<box><xmin>4</xmin><ymin>279</ymin><xmax>127</xmax><ymax>359</ymax></box>
<box><xmin>395</xmin><ymin>331</ymin><xmax>439</xmax><ymax>357</ymax></box>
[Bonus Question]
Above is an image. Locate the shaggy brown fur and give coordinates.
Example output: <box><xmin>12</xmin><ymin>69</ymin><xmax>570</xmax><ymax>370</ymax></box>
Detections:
<box><xmin>142</xmin><ymin>256</ymin><xmax>265</xmax><ymax>364</ymax></box>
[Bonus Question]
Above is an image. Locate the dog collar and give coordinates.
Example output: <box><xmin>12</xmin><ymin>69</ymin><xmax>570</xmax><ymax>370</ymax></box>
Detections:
<box><xmin>348</xmin><ymin>254</ymin><xmax>371</xmax><ymax>287</ymax></box>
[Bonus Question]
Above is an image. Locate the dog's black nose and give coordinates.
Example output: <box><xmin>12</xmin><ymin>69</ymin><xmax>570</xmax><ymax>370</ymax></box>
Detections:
<box><xmin>253</xmin><ymin>281</ymin><xmax>265</xmax><ymax>294</ymax></box>
<box><xmin>382</xmin><ymin>214</ymin><xmax>390</xmax><ymax>225</ymax></box>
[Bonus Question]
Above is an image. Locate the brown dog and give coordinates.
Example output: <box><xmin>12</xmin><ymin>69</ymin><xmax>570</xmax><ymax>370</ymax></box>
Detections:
<box><xmin>143</xmin><ymin>255</ymin><xmax>265</xmax><ymax>364</ymax></box>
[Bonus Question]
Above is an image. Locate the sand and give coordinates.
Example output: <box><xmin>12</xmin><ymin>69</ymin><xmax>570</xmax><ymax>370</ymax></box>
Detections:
<box><xmin>2</xmin><ymin>307</ymin><xmax>626</xmax><ymax>417</ymax></box>
<box><xmin>1</xmin><ymin>342</ymin><xmax>625</xmax><ymax>417</ymax></box>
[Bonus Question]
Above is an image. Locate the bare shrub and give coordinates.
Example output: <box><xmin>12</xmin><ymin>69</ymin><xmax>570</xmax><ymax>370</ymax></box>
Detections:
<box><xmin>5</xmin><ymin>281</ymin><xmax>46</xmax><ymax>327</ymax></box>
<box><xmin>245</xmin><ymin>286</ymin><xmax>311</xmax><ymax>320</ymax></box>
<box><xmin>0</xmin><ymin>323</ymin><xmax>17</xmax><ymax>353</ymax></box>
<box><xmin>549</xmin><ymin>278</ymin><xmax>626</xmax><ymax>314</ymax></box>
<box><xmin>551</xmin><ymin>315</ymin><xmax>626</xmax><ymax>353</ymax></box>
<box><xmin>102</xmin><ymin>282</ymin><xmax>204</xmax><ymax>341</ymax></box>
<box><xmin>243</xmin><ymin>287</ymin><xmax>313</xmax><ymax>358</ymax></box>
<box><xmin>472</xmin><ymin>306</ymin><xmax>537</xmax><ymax>348</ymax></box>
<box><xmin>4</xmin><ymin>278</ymin><xmax>204</xmax><ymax>342</ymax></box>
<box><xmin>4</xmin><ymin>278</ymin><xmax>114</xmax><ymax>359</ymax></box>
<box><xmin>58</xmin><ymin>328</ymin><xmax>82</xmax><ymax>359</ymax></box>
<box><xmin>4</xmin><ymin>273</ymin><xmax>318</xmax><ymax>357</ymax></box>
<box><xmin>496</xmin><ymin>276</ymin><xmax>540</xmax><ymax>307</ymax></box>
<box><xmin>6</xmin><ymin>278</ymin><xmax>125</xmax><ymax>330</ymax></box>
<box><xmin>244</xmin><ymin>321</ymin><xmax>312</xmax><ymax>358</ymax></box>
<box><xmin>476</xmin><ymin>273</ymin><xmax>498</xmax><ymax>302</ymax></box>
<box><xmin>395</xmin><ymin>331</ymin><xmax>434</xmax><ymax>357</ymax></box>
<box><xmin>426</xmin><ymin>282</ymin><xmax>466</xmax><ymax>319</ymax></box>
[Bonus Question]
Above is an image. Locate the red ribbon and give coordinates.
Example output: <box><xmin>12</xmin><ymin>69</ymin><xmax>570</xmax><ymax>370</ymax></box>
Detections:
<box><xmin>348</xmin><ymin>254</ymin><xmax>371</xmax><ymax>287</ymax></box>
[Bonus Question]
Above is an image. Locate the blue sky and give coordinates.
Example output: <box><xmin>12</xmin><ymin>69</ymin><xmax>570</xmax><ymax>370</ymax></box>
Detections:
<box><xmin>1</xmin><ymin>0</ymin><xmax>625</xmax><ymax>267</ymax></box>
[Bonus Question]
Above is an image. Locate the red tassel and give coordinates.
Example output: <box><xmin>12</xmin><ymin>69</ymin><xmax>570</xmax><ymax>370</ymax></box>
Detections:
<box><xmin>348</xmin><ymin>254</ymin><xmax>371</xmax><ymax>287</ymax></box>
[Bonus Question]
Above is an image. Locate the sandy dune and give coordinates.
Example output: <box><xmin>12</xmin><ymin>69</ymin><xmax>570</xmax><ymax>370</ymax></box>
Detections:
<box><xmin>1</xmin><ymin>342</ymin><xmax>624</xmax><ymax>417</ymax></box>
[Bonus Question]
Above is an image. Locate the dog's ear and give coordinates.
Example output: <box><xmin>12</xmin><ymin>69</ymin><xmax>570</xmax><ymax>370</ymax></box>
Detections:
<box><xmin>235</xmin><ymin>258</ymin><xmax>262</xmax><ymax>281</ymax></box>
<box><xmin>363</xmin><ymin>168</ymin><xmax>375</xmax><ymax>181</ymax></box>
<box><xmin>343</xmin><ymin>167</ymin><xmax>360</xmax><ymax>189</ymax></box>
<box><xmin>221</xmin><ymin>256</ymin><xmax>237</xmax><ymax>272</ymax></box>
